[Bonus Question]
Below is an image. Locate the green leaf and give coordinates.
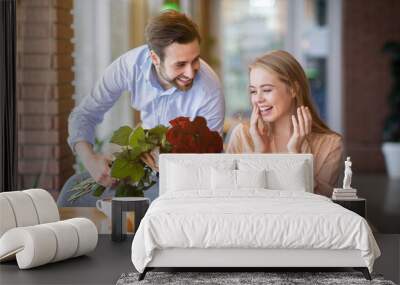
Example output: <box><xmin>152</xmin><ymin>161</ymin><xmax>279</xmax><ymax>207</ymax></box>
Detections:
<box><xmin>110</xmin><ymin>159</ymin><xmax>145</xmax><ymax>182</ymax></box>
<box><xmin>140</xmin><ymin>143</ymin><xmax>154</xmax><ymax>153</ymax></box>
<box><xmin>113</xmin><ymin>151</ymin><xmax>126</xmax><ymax>160</ymax></box>
<box><xmin>129</xmin><ymin>126</ymin><xmax>145</xmax><ymax>148</ymax></box>
<box><xmin>68</xmin><ymin>177</ymin><xmax>95</xmax><ymax>192</ymax></box>
<box><xmin>148</xmin><ymin>125</ymin><xmax>168</xmax><ymax>140</ymax></box>
<box><xmin>110</xmin><ymin>126</ymin><xmax>133</xmax><ymax>146</ymax></box>
<box><xmin>142</xmin><ymin>169</ymin><xmax>151</xmax><ymax>185</ymax></box>
<box><xmin>115</xmin><ymin>183</ymin><xmax>128</xmax><ymax>197</ymax></box>
<box><xmin>129</xmin><ymin>162</ymin><xmax>145</xmax><ymax>182</ymax></box>
<box><xmin>114</xmin><ymin>183</ymin><xmax>144</xmax><ymax>197</ymax></box>
<box><xmin>125</xmin><ymin>185</ymin><xmax>144</xmax><ymax>197</ymax></box>
<box><xmin>146</xmin><ymin>134</ymin><xmax>159</xmax><ymax>145</ymax></box>
<box><xmin>67</xmin><ymin>187</ymin><xmax>92</xmax><ymax>201</ymax></box>
<box><xmin>92</xmin><ymin>184</ymin><xmax>106</xmax><ymax>197</ymax></box>
<box><xmin>128</xmin><ymin>146</ymin><xmax>142</xmax><ymax>160</ymax></box>
<box><xmin>161</xmin><ymin>138</ymin><xmax>172</xmax><ymax>152</ymax></box>
<box><xmin>111</xmin><ymin>158</ymin><xmax>131</xmax><ymax>179</ymax></box>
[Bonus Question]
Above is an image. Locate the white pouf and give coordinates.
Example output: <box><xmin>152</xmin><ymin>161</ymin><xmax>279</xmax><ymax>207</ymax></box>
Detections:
<box><xmin>1</xmin><ymin>191</ymin><xmax>40</xmax><ymax>227</ymax></box>
<box><xmin>0</xmin><ymin>196</ymin><xmax>17</xmax><ymax>237</ymax></box>
<box><xmin>24</xmin><ymin>188</ymin><xmax>60</xmax><ymax>223</ymax></box>
<box><xmin>0</xmin><ymin>189</ymin><xmax>98</xmax><ymax>269</ymax></box>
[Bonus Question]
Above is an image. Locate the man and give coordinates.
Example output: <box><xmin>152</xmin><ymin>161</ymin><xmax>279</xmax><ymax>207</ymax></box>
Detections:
<box><xmin>65</xmin><ymin>10</ymin><xmax>224</xmax><ymax>200</ymax></box>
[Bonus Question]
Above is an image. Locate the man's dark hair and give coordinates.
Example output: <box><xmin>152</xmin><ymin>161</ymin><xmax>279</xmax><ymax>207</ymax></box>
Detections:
<box><xmin>145</xmin><ymin>10</ymin><xmax>201</xmax><ymax>61</ymax></box>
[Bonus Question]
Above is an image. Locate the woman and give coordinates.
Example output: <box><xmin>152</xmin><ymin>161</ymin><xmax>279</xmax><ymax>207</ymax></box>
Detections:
<box><xmin>226</xmin><ymin>50</ymin><xmax>343</xmax><ymax>197</ymax></box>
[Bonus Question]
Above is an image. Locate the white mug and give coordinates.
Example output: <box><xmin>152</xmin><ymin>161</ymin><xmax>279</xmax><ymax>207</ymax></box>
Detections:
<box><xmin>96</xmin><ymin>199</ymin><xmax>112</xmax><ymax>218</ymax></box>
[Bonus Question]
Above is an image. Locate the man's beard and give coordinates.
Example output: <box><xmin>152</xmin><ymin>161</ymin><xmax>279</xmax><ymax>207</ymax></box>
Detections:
<box><xmin>158</xmin><ymin>63</ymin><xmax>195</xmax><ymax>92</ymax></box>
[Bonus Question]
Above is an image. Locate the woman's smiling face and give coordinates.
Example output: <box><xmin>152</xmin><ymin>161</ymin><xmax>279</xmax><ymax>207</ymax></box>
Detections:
<box><xmin>249</xmin><ymin>66</ymin><xmax>295</xmax><ymax>123</ymax></box>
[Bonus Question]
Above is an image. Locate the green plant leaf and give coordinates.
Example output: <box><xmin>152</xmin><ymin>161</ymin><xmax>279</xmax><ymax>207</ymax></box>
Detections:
<box><xmin>114</xmin><ymin>151</ymin><xmax>126</xmax><ymax>160</ymax></box>
<box><xmin>111</xmin><ymin>158</ymin><xmax>132</xmax><ymax>178</ymax></box>
<box><xmin>111</xmin><ymin>159</ymin><xmax>144</xmax><ymax>182</ymax></box>
<box><xmin>114</xmin><ymin>183</ymin><xmax>144</xmax><ymax>197</ymax></box>
<box><xmin>146</xmin><ymin>134</ymin><xmax>159</xmax><ymax>145</ymax></box>
<box><xmin>110</xmin><ymin>126</ymin><xmax>133</xmax><ymax>146</ymax></box>
<box><xmin>125</xmin><ymin>185</ymin><xmax>144</xmax><ymax>197</ymax></box>
<box><xmin>115</xmin><ymin>183</ymin><xmax>128</xmax><ymax>197</ymax></box>
<box><xmin>68</xmin><ymin>177</ymin><xmax>95</xmax><ymax>191</ymax></box>
<box><xmin>128</xmin><ymin>146</ymin><xmax>142</xmax><ymax>160</ymax></box>
<box><xmin>161</xmin><ymin>137</ymin><xmax>172</xmax><ymax>152</ymax></box>
<box><xmin>148</xmin><ymin>125</ymin><xmax>168</xmax><ymax>140</ymax></box>
<box><xmin>92</xmin><ymin>184</ymin><xmax>106</xmax><ymax>197</ymax></box>
<box><xmin>140</xmin><ymin>143</ymin><xmax>154</xmax><ymax>153</ymax></box>
<box><xmin>67</xmin><ymin>189</ymin><xmax>88</xmax><ymax>201</ymax></box>
<box><xmin>67</xmin><ymin>177</ymin><xmax>104</xmax><ymax>201</ymax></box>
<box><xmin>142</xmin><ymin>169</ymin><xmax>151</xmax><ymax>185</ymax></box>
<box><xmin>129</xmin><ymin>126</ymin><xmax>146</xmax><ymax>147</ymax></box>
<box><xmin>129</xmin><ymin>162</ymin><xmax>145</xmax><ymax>182</ymax></box>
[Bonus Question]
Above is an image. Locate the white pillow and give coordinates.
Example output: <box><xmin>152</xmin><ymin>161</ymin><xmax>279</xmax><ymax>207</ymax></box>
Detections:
<box><xmin>167</xmin><ymin>162</ymin><xmax>209</xmax><ymax>191</ymax></box>
<box><xmin>267</xmin><ymin>162</ymin><xmax>307</xmax><ymax>191</ymax></box>
<box><xmin>166</xmin><ymin>160</ymin><xmax>235</xmax><ymax>192</ymax></box>
<box><xmin>211</xmin><ymin>168</ymin><xmax>267</xmax><ymax>190</ymax></box>
<box><xmin>211</xmin><ymin>168</ymin><xmax>236</xmax><ymax>190</ymax></box>
<box><xmin>238</xmin><ymin>159</ymin><xmax>308</xmax><ymax>192</ymax></box>
<box><xmin>236</xmin><ymin>169</ymin><xmax>267</xmax><ymax>189</ymax></box>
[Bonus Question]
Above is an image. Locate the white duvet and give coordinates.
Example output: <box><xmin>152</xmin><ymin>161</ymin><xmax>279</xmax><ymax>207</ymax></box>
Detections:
<box><xmin>131</xmin><ymin>190</ymin><xmax>380</xmax><ymax>273</ymax></box>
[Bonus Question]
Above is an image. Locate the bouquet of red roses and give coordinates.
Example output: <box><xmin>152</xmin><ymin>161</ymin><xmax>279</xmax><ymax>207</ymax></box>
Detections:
<box><xmin>68</xmin><ymin>116</ymin><xmax>222</xmax><ymax>201</ymax></box>
<box><xmin>166</xmin><ymin>116</ymin><xmax>223</xmax><ymax>153</ymax></box>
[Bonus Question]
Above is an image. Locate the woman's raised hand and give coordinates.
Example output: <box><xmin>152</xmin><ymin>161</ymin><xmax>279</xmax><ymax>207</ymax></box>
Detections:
<box><xmin>287</xmin><ymin>106</ymin><xmax>312</xmax><ymax>153</ymax></box>
<box><xmin>249</xmin><ymin>104</ymin><xmax>268</xmax><ymax>153</ymax></box>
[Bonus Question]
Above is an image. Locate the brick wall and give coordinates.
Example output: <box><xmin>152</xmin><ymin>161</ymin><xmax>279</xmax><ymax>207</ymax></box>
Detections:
<box><xmin>17</xmin><ymin>0</ymin><xmax>75</xmax><ymax>191</ymax></box>
<box><xmin>342</xmin><ymin>0</ymin><xmax>400</xmax><ymax>173</ymax></box>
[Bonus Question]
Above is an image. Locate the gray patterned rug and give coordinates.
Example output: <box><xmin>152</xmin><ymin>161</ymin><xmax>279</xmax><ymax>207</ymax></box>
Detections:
<box><xmin>116</xmin><ymin>271</ymin><xmax>396</xmax><ymax>285</ymax></box>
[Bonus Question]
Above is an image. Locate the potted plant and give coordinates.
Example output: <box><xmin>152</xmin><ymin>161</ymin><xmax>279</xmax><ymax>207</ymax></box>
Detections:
<box><xmin>382</xmin><ymin>41</ymin><xmax>400</xmax><ymax>179</ymax></box>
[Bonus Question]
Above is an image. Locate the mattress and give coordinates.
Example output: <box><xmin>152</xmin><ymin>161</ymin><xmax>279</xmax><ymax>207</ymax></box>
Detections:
<box><xmin>131</xmin><ymin>190</ymin><xmax>380</xmax><ymax>273</ymax></box>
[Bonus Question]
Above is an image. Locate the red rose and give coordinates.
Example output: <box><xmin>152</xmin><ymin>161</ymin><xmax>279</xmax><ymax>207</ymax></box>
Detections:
<box><xmin>203</xmin><ymin>131</ymin><xmax>223</xmax><ymax>153</ymax></box>
<box><xmin>180</xmin><ymin>134</ymin><xmax>197</xmax><ymax>153</ymax></box>
<box><xmin>199</xmin><ymin>126</ymin><xmax>212</xmax><ymax>144</ymax></box>
<box><xmin>166</xmin><ymin>116</ymin><xmax>223</xmax><ymax>153</ymax></box>
<box><xmin>210</xmin><ymin>131</ymin><xmax>223</xmax><ymax>153</ymax></box>
<box><xmin>166</xmin><ymin>127</ymin><xmax>181</xmax><ymax>145</ymax></box>
<box><xmin>192</xmin><ymin>116</ymin><xmax>208</xmax><ymax>132</ymax></box>
<box><xmin>170</xmin><ymin>117</ymin><xmax>191</xmax><ymax>129</ymax></box>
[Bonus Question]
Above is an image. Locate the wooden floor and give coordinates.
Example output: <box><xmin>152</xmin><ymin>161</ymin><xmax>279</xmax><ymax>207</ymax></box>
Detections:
<box><xmin>0</xmin><ymin>235</ymin><xmax>134</xmax><ymax>285</ymax></box>
<box><xmin>1</xmin><ymin>234</ymin><xmax>398</xmax><ymax>285</ymax></box>
<box><xmin>1</xmin><ymin>174</ymin><xmax>399</xmax><ymax>285</ymax></box>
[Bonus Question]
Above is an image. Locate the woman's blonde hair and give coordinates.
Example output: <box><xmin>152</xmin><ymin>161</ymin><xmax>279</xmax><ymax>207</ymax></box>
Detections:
<box><xmin>249</xmin><ymin>50</ymin><xmax>335</xmax><ymax>135</ymax></box>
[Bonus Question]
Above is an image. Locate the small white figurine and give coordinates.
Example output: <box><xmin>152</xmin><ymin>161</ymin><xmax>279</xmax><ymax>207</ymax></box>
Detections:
<box><xmin>342</xmin><ymin>156</ymin><xmax>353</xmax><ymax>189</ymax></box>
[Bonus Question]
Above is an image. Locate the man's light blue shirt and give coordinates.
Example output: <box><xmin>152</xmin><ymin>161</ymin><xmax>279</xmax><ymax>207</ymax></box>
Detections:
<box><xmin>68</xmin><ymin>45</ymin><xmax>225</xmax><ymax>150</ymax></box>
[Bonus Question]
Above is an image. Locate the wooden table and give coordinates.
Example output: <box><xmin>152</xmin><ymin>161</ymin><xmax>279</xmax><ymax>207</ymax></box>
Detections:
<box><xmin>59</xmin><ymin>207</ymin><xmax>110</xmax><ymax>234</ymax></box>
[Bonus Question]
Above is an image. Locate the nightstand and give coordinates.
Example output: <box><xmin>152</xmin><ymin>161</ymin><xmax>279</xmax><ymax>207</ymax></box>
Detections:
<box><xmin>111</xmin><ymin>197</ymin><xmax>150</xmax><ymax>242</ymax></box>
<box><xmin>332</xmin><ymin>198</ymin><xmax>366</xmax><ymax>218</ymax></box>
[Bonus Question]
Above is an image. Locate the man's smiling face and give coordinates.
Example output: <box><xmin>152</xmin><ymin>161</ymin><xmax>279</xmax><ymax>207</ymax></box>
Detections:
<box><xmin>151</xmin><ymin>40</ymin><xmax>201</xmax><ymax>91</ymax></box>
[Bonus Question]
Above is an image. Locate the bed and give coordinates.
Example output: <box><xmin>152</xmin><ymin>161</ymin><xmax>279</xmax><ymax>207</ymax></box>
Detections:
<box><xmin>131</xmin><ymin>154</ymin><xmax>380</xmax><ymax>281</ymax></box>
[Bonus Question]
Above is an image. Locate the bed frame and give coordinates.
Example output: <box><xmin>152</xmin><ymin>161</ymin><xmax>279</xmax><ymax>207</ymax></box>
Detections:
<box><xmin>138</xmin><ymin>154</ymin><xmax>372</xmax><ymax>281</ymax></box>
<box><xmin>140</xmin><ymin>248</ymin><xmax>371</xmax><ymax>280</ymax></box>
